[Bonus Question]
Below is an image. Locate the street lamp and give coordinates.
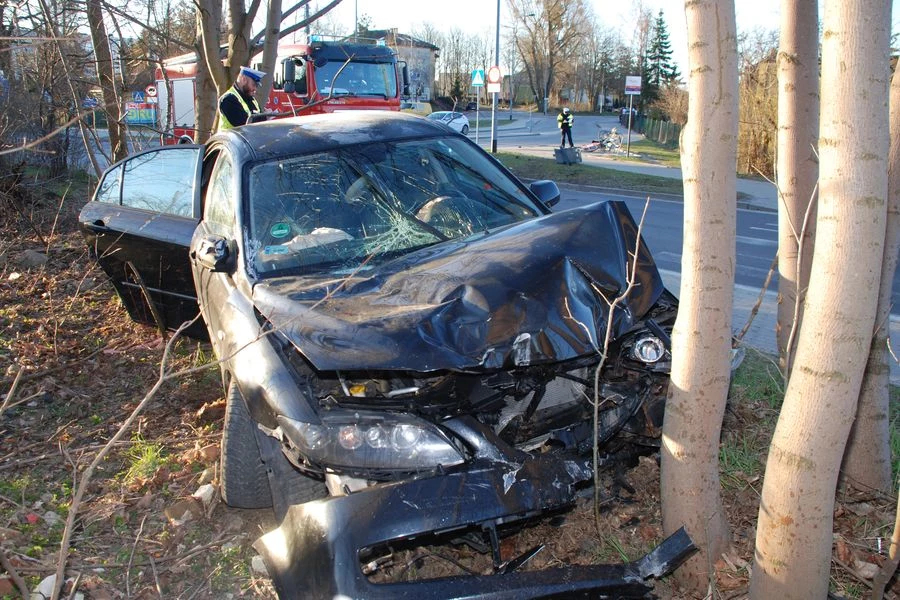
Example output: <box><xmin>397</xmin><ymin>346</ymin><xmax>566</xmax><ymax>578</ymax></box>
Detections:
<box><xmin>490</xmin><ymin>0</ymin><xmax>500</xmax><ymax>153</ymax></box>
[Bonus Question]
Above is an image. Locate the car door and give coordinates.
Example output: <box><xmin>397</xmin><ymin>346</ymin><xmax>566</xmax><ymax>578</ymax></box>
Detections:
<box><xmin>79</xmin><ymin>145</ymin><xmax>205</xmax><ymax>337</ymax></box>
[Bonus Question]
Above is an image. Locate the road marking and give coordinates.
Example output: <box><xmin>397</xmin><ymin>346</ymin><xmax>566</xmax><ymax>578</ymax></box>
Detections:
<box><xmin>736</xmin><ymin>235</ymin><xmax>777</xmax><ymax>246</ymax></box>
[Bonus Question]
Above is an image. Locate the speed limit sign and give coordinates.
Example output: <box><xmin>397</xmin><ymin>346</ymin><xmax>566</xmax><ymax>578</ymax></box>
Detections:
<box><xmin>145</xmin><ymin>85</ymin><xmax>157</xmax><ymax>97</ymax></box>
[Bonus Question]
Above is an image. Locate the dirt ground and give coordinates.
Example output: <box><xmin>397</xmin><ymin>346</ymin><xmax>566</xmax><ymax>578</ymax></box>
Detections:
<box><xmin>0</xmin><ymin>178</ymin><xmax>896</xmax><ymax>599</ymax></box>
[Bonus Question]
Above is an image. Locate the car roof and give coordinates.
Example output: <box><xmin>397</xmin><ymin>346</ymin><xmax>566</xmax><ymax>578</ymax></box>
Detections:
<box><xmin>213</xmin><ymin>111</ymin><xmax>452</xmax><ymax>162</ymax></box>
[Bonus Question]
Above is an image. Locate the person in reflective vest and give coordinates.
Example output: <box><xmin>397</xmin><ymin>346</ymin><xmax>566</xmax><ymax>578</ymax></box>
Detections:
<box><xmin>557</xmin><ymin>107</ymin><xmax>574</xmax><ymax>148</ymax></box>
<box><xmin>217</xmin><ymin>66</ymin><xmax>266</xmax><ymax>132</ymax></box>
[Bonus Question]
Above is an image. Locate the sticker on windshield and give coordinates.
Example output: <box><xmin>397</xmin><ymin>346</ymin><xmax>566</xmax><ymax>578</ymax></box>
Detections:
<box><xmin>270</xmin><ymin>222</ymin><xmax>291</xmax><ymax>238</ymax></box>
<box><xmin>263</xmin><ymin>245</ymin><xmax>290</xmax><ymax>255</ymax></box>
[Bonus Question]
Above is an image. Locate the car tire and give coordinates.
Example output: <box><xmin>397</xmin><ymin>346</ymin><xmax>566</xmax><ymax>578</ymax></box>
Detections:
<box><xmin>461</xmin><ymin>124</ymin><xmax>469</xmax><ymax>135</ymax></box>
<box><xmin>220</xmin><ymin>381</ymin><xmax>273</xmax><ymax>509</ymax></box>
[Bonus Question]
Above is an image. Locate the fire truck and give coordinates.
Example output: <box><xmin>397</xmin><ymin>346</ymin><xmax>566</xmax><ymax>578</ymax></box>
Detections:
<box><xmin>155</xmin><ymin>39</ymin><xmax>409</xmax><ymax>143</ymax></box>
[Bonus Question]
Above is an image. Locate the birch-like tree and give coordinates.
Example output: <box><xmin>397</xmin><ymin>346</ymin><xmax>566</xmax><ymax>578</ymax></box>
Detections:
<box><xmin>750</xmin><ymin>0</ymin><xmax>891</xmax><ymax>594</ymax></box>
<box><xmin>840</xmin><ymin>49</ymin><xmax>900</xmax><ymax>496</ymax></box>
<box><xmin>775</xmin><ymin>0</ymin><xmax>818</xmax><ymax>377</ymax></box>
<box><xmin>659</xmin><ymin>0</ymin><xmax>737</xmax><ymax>592</ymax></box>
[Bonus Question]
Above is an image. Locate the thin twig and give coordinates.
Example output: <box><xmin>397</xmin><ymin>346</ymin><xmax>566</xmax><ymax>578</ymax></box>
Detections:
<box><xmin>782</xmin><ymin>181</ymin><xmax>818</xmax><ymax>378</ymax></box>
<box><xmin>0</xmin><ymin>367</ymin><xmax>24</xmax><ymax>419</ymax></box>
<box><xmin>126</xmin><ymin>515</ymin><xmax>147</xmax><ymax>598</ymax></box>
<box><xmin>0</xmin><ymin>546</ymin><xmax>30</xmax><ymax>598</ymax></box>
<box><xmin>734</xmin><ymin>253</ymin><xmax>778</xmax><ymax>343</ymax></box>
<box><xmin>148</xmin><ymin>553</ymin><xmax>162</xmax><ymax>598</ymax></box>
<box><xmin>592</xmin><ymin>197</ymin><xmax>651</xmax><ymax>525</ymax></box>
<box><xmin>871</xmin><ymin>483</ymin><xmax>899</xmax><ymax>600</ymax></box>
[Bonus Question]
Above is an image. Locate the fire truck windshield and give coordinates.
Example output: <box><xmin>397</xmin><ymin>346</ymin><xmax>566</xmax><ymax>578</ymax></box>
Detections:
<box><xmin>314</xmin><ymin>60</ymin><xmax>397</xmax><ymax>98</ymax></box>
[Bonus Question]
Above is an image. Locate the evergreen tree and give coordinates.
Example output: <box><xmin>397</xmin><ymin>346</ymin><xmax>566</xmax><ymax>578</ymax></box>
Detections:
<box><xmin>647</xmin><ymin>10</ymin><xmax>680</xmax><ymax>86</ymax></box>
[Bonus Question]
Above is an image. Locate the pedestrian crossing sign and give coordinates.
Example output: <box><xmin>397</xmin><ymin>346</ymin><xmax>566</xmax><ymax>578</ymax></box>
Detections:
<box><xmin>471</xmin><ymin>69</ymin><xmax>485</xmax><ymax>87</ymax></box>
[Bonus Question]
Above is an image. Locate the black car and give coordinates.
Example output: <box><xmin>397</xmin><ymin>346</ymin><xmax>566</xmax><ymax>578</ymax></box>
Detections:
<box><xmin>79</xmin><ymin>112</ymin><xmax>690</xmax><ymax>598</ymax></box>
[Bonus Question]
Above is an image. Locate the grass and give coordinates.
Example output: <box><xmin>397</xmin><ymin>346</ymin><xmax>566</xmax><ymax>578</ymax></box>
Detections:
<box><xmin>728</xmin><ymin>348</ymin><xmax>785</xmax><ymax>412</ymax></box>
<box><xmin>624</xmin><ymin>139</ymin><xmax>681</xmax><ymax>167</ymax></box>
<box><xmin>494</xmin><ymin>151</ymin><xmax>687</xmax><ymax>196</ymax></box>
<box><xmin>120</xmin><ymin>434</ymin><xmax>170</xmax><ymax>488</ymax></box>
<box><xmin>720</xmin><ymin>436</ymin><xmax>763</xmax><ymax>490</ymax></box>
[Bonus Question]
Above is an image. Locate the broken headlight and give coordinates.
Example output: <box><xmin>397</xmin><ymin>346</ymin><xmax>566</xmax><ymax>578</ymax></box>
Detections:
<box><xmin>277</xmin><ymin>411</ymin><xmax>465</xmax><ymax>473</ymax></box>
<box><xmin>631</xmin><ymin>335</ymin><xmax>666</xmax><ymax>363</ymax></box>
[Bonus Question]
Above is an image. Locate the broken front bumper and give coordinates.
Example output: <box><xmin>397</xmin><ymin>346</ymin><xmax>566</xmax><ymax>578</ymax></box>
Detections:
<box><xmin>254</xmin><ymin>418</ymin><xmax>695</xmax><ymax>599</ymax></box>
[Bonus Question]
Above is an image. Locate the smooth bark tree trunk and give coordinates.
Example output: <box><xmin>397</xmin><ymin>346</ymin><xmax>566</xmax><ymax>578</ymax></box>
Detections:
<box><xmin>659</xmin><ymin>0</ymin><xmax>737</xmax><ymax>592</ymax></box>
<box><xmin>750</xmin><ymin>0</ymin><xmax>890</xmax><ymax>595</ymax></box>
<box><xmin>86</xmin><ymin>0</ymin><xmax>127</xmax><ymax>163</ymax></box>
<box><xmin>840</xmin><ymin>60</ymin><xmax>900</xmax><ymax>495</ymax></box>
<box><xmin>775</xmin><ymin>0</ymin><xmax>818</xmax><ymax>377</ymax></box>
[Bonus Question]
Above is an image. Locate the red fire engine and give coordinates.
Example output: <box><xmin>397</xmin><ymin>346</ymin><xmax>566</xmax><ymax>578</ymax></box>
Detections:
<box><xmin>154</xmin><ymin>39</ymin><xmax>409</xmax><ymax>143</ymax></box>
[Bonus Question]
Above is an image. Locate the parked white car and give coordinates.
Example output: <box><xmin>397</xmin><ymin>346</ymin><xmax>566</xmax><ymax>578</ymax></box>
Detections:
<box><xmin>427</xmin><ymin>110</ymin><xmax>470</xmax><ymax>135</ymax></box>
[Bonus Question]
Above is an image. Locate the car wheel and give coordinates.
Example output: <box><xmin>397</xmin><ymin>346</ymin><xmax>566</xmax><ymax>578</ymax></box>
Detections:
<box><xmin>220</xmin><ymin>381</ymin><xmax>273</xmax><ymax>509</ymax></box>
<box><xmin>461</xmin><ymin>124</ymin><xmax>469</xmax><ymax>135</ymax></box>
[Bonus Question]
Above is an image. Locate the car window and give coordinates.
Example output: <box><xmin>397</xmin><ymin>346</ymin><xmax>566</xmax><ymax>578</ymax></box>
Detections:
<box><xmin>120</xmin><ymin>148</ymin><xmax>198</xmax><ymax>217</ymax></box>
<box><xmin>204</xmin><ymin>152</ymin><xmax>236</xmax><ymax>237</ymax></box>
<box><xmin>245</xmin><ymin>136</ymin><xmax>544</xmax><ymax>277</ymax></box>
<box><xmin>94</xmin><ymin>164</ymin><xmax>122</xmax><ymax>204</ymax></box>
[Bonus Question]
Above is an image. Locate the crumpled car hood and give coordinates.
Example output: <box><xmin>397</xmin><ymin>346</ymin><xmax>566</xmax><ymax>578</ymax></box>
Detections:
<box><xmin>252</xmin><ymin>201</ymin><xmax>665</xmax><ymax>372</ymax></box>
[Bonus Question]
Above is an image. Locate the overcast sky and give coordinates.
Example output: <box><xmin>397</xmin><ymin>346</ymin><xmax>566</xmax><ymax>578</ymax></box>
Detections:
<box><xmin>317</xmin><ymin>0</ymin><xmax>900</xmax><ymax>76</ymax></box>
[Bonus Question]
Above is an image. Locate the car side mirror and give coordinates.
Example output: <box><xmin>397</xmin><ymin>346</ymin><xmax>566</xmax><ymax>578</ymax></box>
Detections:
<box><xmin>529</xmin><ymin>180</ymin><xmax>561</xmax><ymax>207</ymax></box>
<box><xmin>192</xmin><ymin>235</ymin><xmax>235</xmax><ymax>272</ymax></box>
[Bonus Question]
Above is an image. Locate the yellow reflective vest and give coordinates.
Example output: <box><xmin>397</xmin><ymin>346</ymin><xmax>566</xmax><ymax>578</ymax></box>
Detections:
<box><xmin>217</xmin><ymin>87</ymin><xmax>257</xmax><ymax>132</ymax></box>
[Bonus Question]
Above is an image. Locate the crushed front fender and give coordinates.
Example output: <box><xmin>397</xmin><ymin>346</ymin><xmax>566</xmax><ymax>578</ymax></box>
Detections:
<box><xmin>254</xmin><ymin>452</ymin><xmax>696</xmax><ymax>599</ymax></box>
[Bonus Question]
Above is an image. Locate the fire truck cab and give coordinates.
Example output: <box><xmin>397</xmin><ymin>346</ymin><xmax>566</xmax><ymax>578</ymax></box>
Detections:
<box><xmin>155</xmin><ymin>39</ymin><xmax>409</xmax><ymax>143</ymax></box>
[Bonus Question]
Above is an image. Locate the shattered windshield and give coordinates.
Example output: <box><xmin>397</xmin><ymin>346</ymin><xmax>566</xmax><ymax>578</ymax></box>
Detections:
<box><xmin>314</xmin><ymin>60</ymin><xmax>397</xmax><ymax>98</ymax></box>
<box><xmin>245</xmin><ymin>137</ymin><xmax>544</xmax><ymax>277</ymax></box>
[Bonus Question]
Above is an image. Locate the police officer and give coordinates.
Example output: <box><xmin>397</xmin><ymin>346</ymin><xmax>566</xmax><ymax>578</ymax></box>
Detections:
<box><xmin>217</xmin><ymin>66</ymin><xmax>266</xmax><ymax>132</ymax></box>
<box><xmin>557</xmin><ymin>107</ymin><xmax>574</xmax><ymax>148</ymax></box>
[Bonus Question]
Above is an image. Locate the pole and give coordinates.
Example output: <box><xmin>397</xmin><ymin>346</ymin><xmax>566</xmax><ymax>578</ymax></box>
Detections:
<box><xmin>475</xmin><ymin>86</ymin><xmax>480</xmax><ymax>145</ymax></box>
<box><xmin>626</xmin><ymin>94</ymin><xmax>634</xmax><ymax>158</ymax></box>
<box><xmin>490</xmin><ymin>0</ymin><xmax>500</xmax><ymax>154</ymax></box>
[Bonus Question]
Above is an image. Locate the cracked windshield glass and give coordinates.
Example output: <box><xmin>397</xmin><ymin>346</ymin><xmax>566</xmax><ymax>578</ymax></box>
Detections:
<box><xmin>247</xmin><ymin>137</ymin><xmax>543</xmax><ymax>277</ymax></box>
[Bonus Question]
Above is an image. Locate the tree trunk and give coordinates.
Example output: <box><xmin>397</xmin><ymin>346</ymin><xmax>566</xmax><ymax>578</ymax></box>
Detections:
<box><xmin>775</xmin><ymin>0</ymin><xmax>818</xmax><ymax>378</ymax></box>
<box><xmin>659</xmin><ymin>0</ymin><xmax>737</xmax><ymax>593</ymax></box>
<box><xmin>255</xmin><ymin>0</ymin><xmax>283</xmax><ymax>107</ymax></box>
<box><xmin>85</xmin><ymin>0</ymin><xmax>127</xmax><ymax>162</ymax></box>
<box><xmin>749</xmin><ymin>0</ymin><xmax>890</xmax><ymax>595</ymax></box>
<box><xmin>840</xmin><ymin>59</ymin><xmax>900</xmax><ymax>495</ymax></box>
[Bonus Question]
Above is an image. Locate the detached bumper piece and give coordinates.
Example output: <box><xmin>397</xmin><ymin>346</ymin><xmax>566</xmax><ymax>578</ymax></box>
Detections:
<box><xmin>254</xmin><ymin>450</ymin><xmax>696</xmax><ymax>600</ymax></box>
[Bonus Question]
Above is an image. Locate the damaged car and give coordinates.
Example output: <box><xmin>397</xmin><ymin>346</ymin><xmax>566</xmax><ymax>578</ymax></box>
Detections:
<box><xmin>79</xmin><ymin>112</ymin><xmax>693</xmax><ymax>598</ymax></box>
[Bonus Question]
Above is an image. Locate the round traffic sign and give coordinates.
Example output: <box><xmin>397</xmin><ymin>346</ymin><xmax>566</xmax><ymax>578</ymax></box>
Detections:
<box><xmin>487</xmin><ymin>66</ymin><xmax>501</xmax><ymax>84</ymax></box>
<box><xmin>145</xmin><ymin>85</ymin><xmax>157</xmax><ymax>97</ymax></box>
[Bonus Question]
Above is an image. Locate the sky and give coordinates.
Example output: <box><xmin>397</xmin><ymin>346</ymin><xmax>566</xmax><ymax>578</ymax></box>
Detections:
<box><xmin>317</xmin><ymin>0</ymin><xmax>900</xmax><ymax>78</ymax></box>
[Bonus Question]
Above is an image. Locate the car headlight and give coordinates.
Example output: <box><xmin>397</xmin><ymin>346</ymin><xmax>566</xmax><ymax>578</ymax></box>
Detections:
<box><xmin>631</xmin><ymin>334</ymin><xmax>666</xmax><ymax>363</ymax></box>
<box><xmin>276</xmin><ymin>411</ymin><xmax>465</xmax><ymax>473</ymax></box>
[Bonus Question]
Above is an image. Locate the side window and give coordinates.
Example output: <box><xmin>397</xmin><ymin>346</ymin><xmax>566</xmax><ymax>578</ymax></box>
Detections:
<box><xmin>295</xmin><ymin>60</ymin><xmax>307</xmax><ymax>95</ymax></box>
<box><xmin>94</xmin><ymin>164</ymin><xmax>122</xmax><ymax>204</ymax></box>
<box><xmin>204</xmin><ymin>153</ymin><xmax>235</xmax><ymax>236</ymax></box>
<box><xmin>120</xmin><ymin>148</ymin><xmax>198</xmax><ymax>217</ymax></box>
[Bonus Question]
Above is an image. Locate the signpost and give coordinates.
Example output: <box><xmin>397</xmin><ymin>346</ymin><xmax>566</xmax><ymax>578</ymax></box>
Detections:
<box><xmin>623</xmin><ymin>75</ymin><xmax>642</xmax><ymax>157</ymax></box>
<box><xmin>487</xmin><ymin>66</ymin><xmax>501</xmax><ymax>153</ymax></box>
<box><xmin>471</xmin><ymin>69</ymin><xmax>484</xmax><ymax>144</ymax></box>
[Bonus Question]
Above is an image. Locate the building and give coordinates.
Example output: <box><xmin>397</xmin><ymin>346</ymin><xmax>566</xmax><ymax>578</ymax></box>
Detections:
<box><xmin>351</xmin><ymin>28</ymin><xmax>439</xmax><ymax>101</ymax></box>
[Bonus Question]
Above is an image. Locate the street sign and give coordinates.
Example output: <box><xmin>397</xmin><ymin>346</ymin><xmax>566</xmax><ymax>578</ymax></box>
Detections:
<box><xmin>471</xmin><ymin>69</ymin><xmax>485</xmax><ymax>87</ymax></box>
<box><xmin>145</xmin><ymin>85</ymin><xmax>157</xmax><ymax>97</ymax></box>
<box><xmin>132</xmin><ymin>91</ymin><xmax>145</xmax><ymax>102</ymax></box>
<box><xmin>625</xmin><ymin>75</ymin><xmax>642</xmax><ymax>95</ymax></box>
<box><xmin>487</xmin><ymin>66</ymin><xmax>501</xmax><ymax>94</ymax></box>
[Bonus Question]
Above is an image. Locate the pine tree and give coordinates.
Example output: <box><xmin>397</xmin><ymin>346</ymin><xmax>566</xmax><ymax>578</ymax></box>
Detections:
<box><xmin>647</xmin><ymin>10</ymin><xmax>680</xmax><ymax>86</ymax></box>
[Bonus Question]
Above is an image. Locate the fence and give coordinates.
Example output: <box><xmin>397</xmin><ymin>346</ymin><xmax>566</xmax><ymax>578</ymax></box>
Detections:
<box><xmin>618</xmin><ymin>114</ymin><xmax>681</xmax><ymax>150</ymax></box>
